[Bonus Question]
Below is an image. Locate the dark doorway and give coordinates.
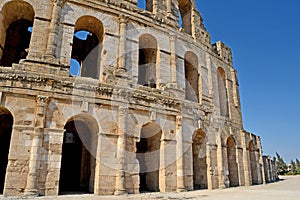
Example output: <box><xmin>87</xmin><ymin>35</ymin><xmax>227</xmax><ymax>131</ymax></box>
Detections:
<box><xmin>0</xmin><ymin>107</ymin><xmax>13</xmax><ymax>194</ymax></box>
<box><xmin>59</xmin><ymin>120</ymin><xmax>94</xmax><ymax>194</ymax></box>
<box><xmin>192</xmin><ymin>129</ymin><xmax>207</xmax><ymax>190</ymax></box>
<box><xmin>136</xmin><ymin>122</ymin><xmax>161</xmax><ymax>192</ymax></box>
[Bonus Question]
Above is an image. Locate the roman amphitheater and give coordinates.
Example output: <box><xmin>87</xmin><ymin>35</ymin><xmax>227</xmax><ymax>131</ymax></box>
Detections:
<box><xmin>0</xmin><ymin>0</ymin><xmax>277</xmax><ymax>197</ymax></box>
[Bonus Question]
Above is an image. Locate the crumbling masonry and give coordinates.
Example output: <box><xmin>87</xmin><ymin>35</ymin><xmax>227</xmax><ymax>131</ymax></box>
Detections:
<box><xmin>0</xmin><ymin>0</ymin><xmax>277</xmax><ymax>197</ymax></box>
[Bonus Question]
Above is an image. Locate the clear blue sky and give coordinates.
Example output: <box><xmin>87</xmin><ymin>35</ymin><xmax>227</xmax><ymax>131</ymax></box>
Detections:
<box><xmin>195</xmin><ymin>0</ymin><xmax>300</xmax><ymax>163</ymax></box>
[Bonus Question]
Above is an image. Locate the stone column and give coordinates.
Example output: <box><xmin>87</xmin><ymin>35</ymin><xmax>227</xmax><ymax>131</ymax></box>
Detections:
<box><xmin>176</xmin><ymin>116</ymin><xmax>186</xmax><ymax>192</ymax></box>
<box><xmin>269</xmin><ymin>157</ymin><xmax>273</xmax><ymax>182</ymax></box>
<box><xmin>24</xmin><ymin>96</ymin><xmax>49</xmax><ymax>196</ymax></box>
<box><xmin>170</xmin><ymin>35</ymin><xmax>177</xmax><ymax>84</ymax></box>
<box><xmin>244</xmin><ymin>149</ymin><xmax>251</xmax><ymax>186</ymax></box>
<box><xmin>191</xmin><ymin>8</ymin><xmax>196</xmax><ymax>40</ymax></box>
<box><xmin>166</xmin><ymin>0</ymin><xmax>172</xmax><ymax>16</ymax></box>
<box><xmin>205</xmin><ymin>53</ymin><xmax>213</xmax><ymax>98</ymax></box>
<box><xmin>94</xmin><ymin>132</ymin><xmax>102</xmax><ymax>194</ymax></box>
<box><xmin>206</xmin><ymin>144</ymin><xmax>213</xmax><ymax>190</ymax></box>
<box><xmin>236</xmin><ymin>146</ymin><xmax>244</xmax><ymax>186</ymax></box>
<box><xmin>257</xmin><ymin>137</ymin><xmax>266</xmax><ymax>184</ymax></box>
<box><xmin>222</xmin><ymin>145</ymin><xmax>229</xmax><ymax>187</ymax></box>
<box><xmin>254</xmin><ymin>150</ymin><xmax>262</xmax><ymax>184</ymax></box>
<box><xmin>241</xmin><ymin>132</ymin><xmax>251</xmax><ymax>186</ymax></box>
<box><xmin>44</xmin><ymin>0</ymin><xmax>64</xmax><ymax>62</ymax></box>
<box><xmin>217</xmin><ymin>136</ymin><xmax>226</xmax><ymax>188</ymax></box>
<box><xmin>115</xmin><ymin>15</ymin><xmax>127</xmax><ymax>76</ymax></box>
<box><xmin>114</xmin><ymin>106</ymin><xmax>128</xmax><ymax>195</ymax></box>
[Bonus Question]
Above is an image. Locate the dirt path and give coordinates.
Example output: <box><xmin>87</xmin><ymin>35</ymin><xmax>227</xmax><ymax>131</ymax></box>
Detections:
<box><xmin>1</xmin><ymin>176</ymin><xmax>300</xmax><ymax>200</ymax></box>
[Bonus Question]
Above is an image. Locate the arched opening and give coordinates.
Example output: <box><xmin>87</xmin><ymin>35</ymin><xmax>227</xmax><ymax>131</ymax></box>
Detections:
<box><xmin>249</xmin><ymin>141</ymin><xmax>258</xmax><ymax>185</ymax></box>
<box><xmin>136</xmin><ymin>122</ymin><xmax>162</xmax><ymax>192</ymax></box>
<box><xmin>178</xmin><ymin>0</ymin><xmax>192</xmax><ymax>35</ymax></box>
<box><xmin>0</xmin><ymin>1</ymin><xmax>34</xmax><ymax>66</ymax></box>
<box><xmin>227</xmin><ymin>136</ymin><xmax>239</xmax><ymax>187</ymax></box>
<box><xmin>138</xmin><ymin>0</ymin><xmax>153</xmax><ymax>12</ymax></box>
<box><xmin>138</xmin><ymin>34</ymin><xmax>158</xmax><ymax>88</ymax></box>
<box><xmin>217</xmin><ymin>67</ymin><xmax>228</xmax><ymax>117</ymax></box>
<box><xmin>192</xmin><ymin>129</ymin><xmax>207</xmax><ymax>190</ymax></box>
<box><xmin>184</xmin><ymin>51</ymin><xmax>199</xmax><ymax>102</ymax></box>
<box><xmin>0</xmin><ymin>106</ymin><xmax>13</xmax><ymax>194</ymax></box>
<box><xmin>59</xmin><ymin>115</ymin><xmax>98</xmax><ymax>194</ymax></box>
<box><xmin>70</xmin><ymin>16</ymin><xmax>104</xmax><ymax>79</ymax></box>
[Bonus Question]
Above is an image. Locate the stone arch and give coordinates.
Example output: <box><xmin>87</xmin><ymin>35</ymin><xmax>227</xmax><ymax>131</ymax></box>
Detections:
<box><xmin>138</xmin><ymin>34</ymin><xmax>158</xmax><ymax>88</ymax></box>
<box><xmin>184</xmin><ymin>51</ymin><xmax>199</xmax><ymax>102</ymax></box>
<box><xmin>0</xmin><ymin>106</ymin><xmax>13</xmax><ymax>194</ymax></box>
<box><xmin>192</xmin><ymin>129</ymin><xmax>207</xmax><ymax>190</ymax></box>
<box><xmin>136</xmin><ymin>122</ymin><xmax>162</xmax><ymax>192</ymax></box>
<box><xmin>217</xmin><ymin>67</ymin><xmax>228</xmax><ymax>117</ymax></box>
<box><xmin>249</xmin><ymin>140</ymin><xmax>258</xmax><ymax>185</ymax></box>
<box><xmin>59</xmin><ymin>113</ymin><xmax>99</xmax><ymax>194</ymax></box>
<box><xmin>226</xmin><ymin>135</ymin><xmax>239</xmax><ymax>187</ymax></box>
<box><xmin>178</xmin><ymin>0</ymin><xmax>193</xmax><ymax>35</ymax></box>
<box><xmin>70</xmin><ymin>15</ymin><xmax>104</xmax><ymax>79</ymax></box>
<box><xmin>0</xmin><ymin>0</ymin><xmax>34</xmax><ymax>66</ymax></box>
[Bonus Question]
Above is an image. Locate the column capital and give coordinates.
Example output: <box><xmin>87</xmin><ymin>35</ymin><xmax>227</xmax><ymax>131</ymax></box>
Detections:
<box><xmin>36</xmin><ymin>95</ymin><xmax>50</xmax><ymax>107</ymax></box>
<box><xmin>176</xmin><ymin>115</ymin><xmax>182</xmax><ymax>126</ymax></box>
<box><xmin>170</xmin><ymin>34</ymin><xmax>177</xmax><ymax>41</ymax></box>
<box><xmin>119</xmin><ymin>14</ymin><xmax>129</xmax><ymax>24</ymax></box>
<box><xmin>118</xmin><ymin>105</ymin><xmax>128</xmax><ymax>114</ymax></box>
<box><xmin>51</xmin><ymin>0</ymin><xmax>66</xmax><ymax>6</ymax></box>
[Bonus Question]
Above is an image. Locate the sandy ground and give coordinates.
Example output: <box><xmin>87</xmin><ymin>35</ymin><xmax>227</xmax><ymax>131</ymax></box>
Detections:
<box><xmin>1</xmin><ymin>176</ymin><xmax>300</xmax><ymax>200</ymax></box>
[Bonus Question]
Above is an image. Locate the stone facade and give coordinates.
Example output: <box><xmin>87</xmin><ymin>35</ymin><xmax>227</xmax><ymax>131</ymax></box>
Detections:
<box><xmin>0</xmin><ymin>0</ymin><xmax>276</xmax><ymax>197</ymax></box>
<box><xmin>263</xmin><ymin>156</ymin><xmax>278</xmax><ymax>183</ymax></box>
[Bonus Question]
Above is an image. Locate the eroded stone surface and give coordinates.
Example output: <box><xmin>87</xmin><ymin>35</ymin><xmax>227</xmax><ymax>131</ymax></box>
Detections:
<box><xmin>0</xmin><ymin>0</ymin><xmax>277</xmax><ymax>197</ymax></box>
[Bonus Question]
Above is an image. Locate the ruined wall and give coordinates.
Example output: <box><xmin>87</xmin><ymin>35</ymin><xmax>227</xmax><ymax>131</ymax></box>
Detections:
<box><xmin>0</xmin><ymin>0</ymin><xmax>275</xmax><ymax>197</ymax></box>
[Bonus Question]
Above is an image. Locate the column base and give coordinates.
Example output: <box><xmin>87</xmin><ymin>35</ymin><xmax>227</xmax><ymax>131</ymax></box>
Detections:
<box><xmin>24</xmin><ymin>189</ymin><xmax>39</xmax><ymax>197</ymax></box>
<box><xmin>219</xmin><ymin>183</ymin><xmax>227</xmax><ymax>189</ymax></box>
<box><xmin>113</xmin><ymin>68</ymin><xmax>126</xmax><ymax>77</ymax></box>
<box><xmin>43</xmin><ymin>54</ymin><xmax>59</xmax><ymax>65</ymax></box>
<box><xmin>176</xmin><ymin>188</ymin><xmax>187</xmax><ymax>192</ymax></box>
<box><xmin>114</xmin><ymin>189</ymin><xmax>128</xmax><ymax>195</ymax></box>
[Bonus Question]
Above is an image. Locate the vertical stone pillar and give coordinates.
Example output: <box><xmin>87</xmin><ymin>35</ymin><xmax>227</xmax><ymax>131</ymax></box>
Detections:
<box><xmin>269</xmin><ymin>156</ymin><xmax>273</xmax><ymax>182</ymax></box>
<box><xmin>166</xmin><ymin>0</ymin><xmax>172</xmax><ymax>16</ymax></box>
<box><xmin>44</xmin><ymin>0</ymin><xmax>64</xmax><ymax>62</ymax></box>
<box><xmin>236</xmin><ymin>146</ymin><xmax>244</xmax><ymax>186</ymax></box>
<box><xmin>206</xmin><ymin>144</ymin><xmax>213</xmax><ymax>190</ymax></box>
<box><xmin>191</xmin><ymin>8</ymin><xmax>196</xmax><ymax>40</ymax></box>
<box><xmin>205</xmin><ymin>53</ymin><xmax>213</xmax><ymax>98</ymax></box>
<box><xmin>176</xmin><ymin>116</ymin><xmax>186</xmax><ymax>192</ymax></box>
<box><xmin>24</xmin><ymin>96</ymin><xmax>49</xmax><ymax>196</ymax></box>
<box><xmin>231</xmin><ymin>69</ymin><xmax>239</xmax><ymax>107</ymax></box>
<box><xmin>254</xmin><ymin>150</ymin><xmax>262</xmax><ymax>184</ymax></box>
<box><xmin>159</xmin><ymin>133</ymin><xmax>166</xmax><ymax>192</ymax></box>
<box><xmin>115</xmin><ymin>15</ymin><xmax>127</xmax><ymax>76</ymax></box>
<box><xmin>170</xmin><ymin>35</ymin><xmax>177</xmax><ymax>84</ymax></box>
<box><xmin>241</xmin><ymin>132</ymin><xmax>251</xmax><ymax>186</ymax></box>
<box><xmin>257</xmin><ymin>137</ymin><xmax>266</xmax><ymax>184</ymax></box>
<box><xmin>114</xmin><ymin>106</ymin><xmax>128</xmax><ymax>195</ymax></box>
<box><xmin>223</xmin><ymin>145</ymin><xmax>230</xmax><ymax>187</ymax></box>
<box><xmin>94</xmin><ymin>132</ymin><xmax>102</xmax><ymax>195</ymax></box>
<box><xmin>217</xmin><ymin>135</ymin><xmax>226</xmax><ymax>188</ymax></box>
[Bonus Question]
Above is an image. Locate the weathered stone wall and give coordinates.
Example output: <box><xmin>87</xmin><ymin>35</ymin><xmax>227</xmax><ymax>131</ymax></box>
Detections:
<box><xmin>263</xmin><ymin>156</ymin><xmax>279</xmax><ymax>183</ymax></box>
<box><xmin>0</xmin><ymin>0</ymin><xmax>275</xmax><ymax>197</ymax></box>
